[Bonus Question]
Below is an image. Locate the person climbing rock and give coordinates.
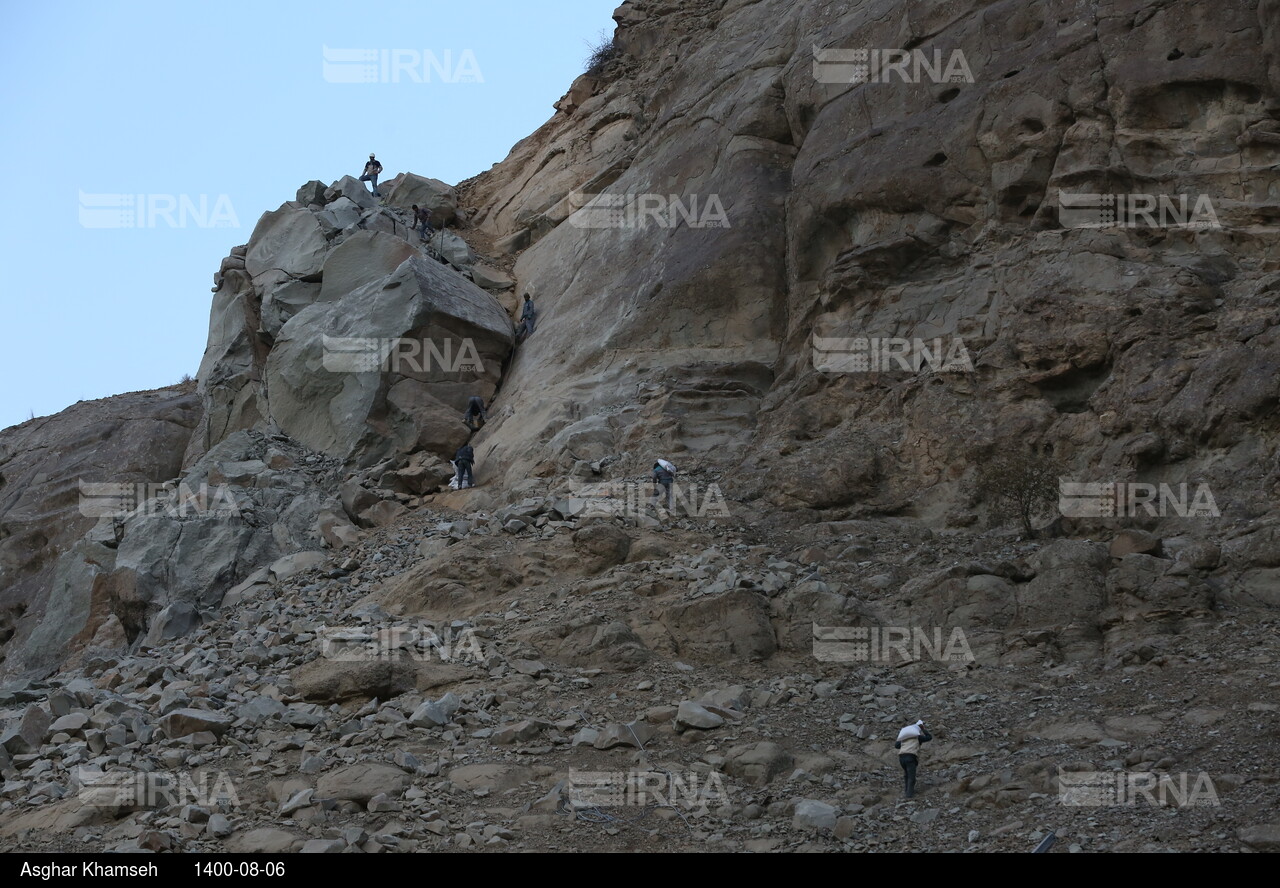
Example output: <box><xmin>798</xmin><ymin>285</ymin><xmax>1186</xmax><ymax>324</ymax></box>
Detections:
<box><xmin>515</xmin><ymin>293</ymin><xmax>536</xmax><ymax>342</ymax></box>
<box><xmin>521</xmin><ymin>293</ymin><xmax>537</xmax><ymax>334</ymax></box>
<box><xmin>894</xmin><ymin>719</ymin><xmax>932</xmax><ymax>799</ymax></box>
<box><xmin>462</xmin><ymin>395</ymin><xmax>487</xmax><ymax>431</ymax></box>
<box><xmin>412</xmin><ymin>204</ymin><xmax>434</xmax><ymax>242</ymax></box>
<box><xmin>454</xmin><ymin>443</ymin><xmax>476</xmax><ymax>489</ymax></box>
<box><xmin>652</xmin><ymin>459</ymin><xmax>675</xmax><ymax>509</ymax></box>
<box><xmin>360</xmin><ymin>153</ymin><xmax>383</xmax><ymax>197</ymax></box>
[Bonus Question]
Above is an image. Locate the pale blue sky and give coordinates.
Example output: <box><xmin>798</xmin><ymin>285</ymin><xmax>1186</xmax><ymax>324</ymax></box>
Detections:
<box><xmin>0</xmin><ymin>0</ymin><xmax>618</xmax><ymax>430</ymax></box>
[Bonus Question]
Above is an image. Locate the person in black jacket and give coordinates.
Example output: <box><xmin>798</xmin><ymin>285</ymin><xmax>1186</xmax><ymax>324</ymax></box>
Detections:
<box><xmin>411</xmin><ymin>204</ymin><xmax>434</xmax><ymax>242</ymax></box>
<box><xmin>462</xmin><ymin>396</ymin><xmax>487</xmax><ymax>431</ymax></box>
<box><xmin>894</xmin><ymin>720</ymin><xmax>933</xmax><ymax>799</ymax></box>
<box><xmin>515</xmin><ymin>294</ymin><xmax>536</xmax><ymax>342</ymax></box>
<box><xmin>652</xmin><ymin>461</ymin><xmax>674</xmax><ymax>509</ymax></box>
<box><xmin>454</xmin><ymin>444</ymin><xmax>476</xmax><ymax>488</ymax></box>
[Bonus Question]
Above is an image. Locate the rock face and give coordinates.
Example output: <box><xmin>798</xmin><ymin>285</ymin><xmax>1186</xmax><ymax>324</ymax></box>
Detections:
<box><xmin>0</xmin><ymin>0</ymin><xmax>1279</xmax><ymax>854</ymax></box>
<box><xmin>460</xmin><ymin>0</ymin><xmax>1280</xmax><ymax>521</ymax></box>
<box><xmin>0</xmin><ymin>387</ymin><xmax>199</xmax><ymax>676</ymax></box>
<box><xmin>100</xmin><ymin>430</ymin><xmax>344</xmax><ymax>643</ymax></box>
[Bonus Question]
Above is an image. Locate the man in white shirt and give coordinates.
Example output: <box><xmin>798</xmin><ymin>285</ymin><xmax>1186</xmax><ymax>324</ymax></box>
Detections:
<box><xmin>894</xmin><ymin>719</ymin><xmax>933</xmax><ymax>799</ymax></box>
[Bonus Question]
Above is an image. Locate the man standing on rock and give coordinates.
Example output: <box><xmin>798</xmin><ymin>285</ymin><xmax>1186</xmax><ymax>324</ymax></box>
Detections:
<box><xmin>462</xmin><ymin>396</ymin><xmax>487</xmax><ymax>431</ymax></box>
<box><xmin>454</xmin><ymin>443</ymin><xmax>476</xmax><ymax>489</ymax></box>
<box><xmin>894</xmin><ymin>719</ymin><xmax>932</xmax><ymax>799</ymax></box>
<box><xmin>360</xmin><ymin>153</ymin><xmax>383</xmax><ymax>197</ymax></box>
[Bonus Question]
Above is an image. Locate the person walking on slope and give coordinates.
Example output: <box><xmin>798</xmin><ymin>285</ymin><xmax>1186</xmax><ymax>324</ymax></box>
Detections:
<box><xmin>454</xmin><ymin>443</ymin><xmax>476</xmax><ymax>489</ymax></box>
<box><xmin>360</xmin><ymin>153</ymin><xmax>383</xmax><ymax>197</ymax></box>
<box><xmin>515</xmin><ymin>293</ymin><xmax>536</xmax><ymax>342</ymax></box>
<box><xmin>894</xmin><ymin>719</ymin><xmax>932</xmax><ymax>799</ymax></box>
<box><xmin>412</xmin><ymin>204</ymin><xmax>433</xmax><ymax>242</ymax></box>
<box><xmin>652</xmin><ymin>459</ymin><xmax>675</xmax><ymax>510</ymax></box>
<box><xmin>462</xmin><ymin>396</ymin><xmax>487</xmax><ymax>431</ymax></box>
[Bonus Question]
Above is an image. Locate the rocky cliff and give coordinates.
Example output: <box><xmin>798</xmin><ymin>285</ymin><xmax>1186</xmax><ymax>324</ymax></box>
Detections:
<box><xmin>0</xmin><ymin>0</ymin><xmax>1278</xmax><ymax>854</ymax></box>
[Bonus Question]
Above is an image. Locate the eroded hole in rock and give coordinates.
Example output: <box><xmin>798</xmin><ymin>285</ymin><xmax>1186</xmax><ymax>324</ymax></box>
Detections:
<box><xmin>1168</xmin><ymin>48</ymin><xmax>1184</xmax><ymax>60</ymax></box>
<box><xmin>1022</xmin><ymin>118</ymin><xmax>1045</xmax><ymax>134</ymax></box>
<box><xmin>1003</xmin><ymin>69</ymin><xmax>1021</xmax><ymax>78</ymax></box>
<box><xmin>938</xmin><ymin>88</ymin><xmax>960</xmax><ymax>103</ymax></box>
<box><xmin>1034</xmin><ymin>364</ymin><xmax>1112</xmax><ymax>414</ymax></box>
<box><xmin>925</xmin><ymin>152</ymin><xmax>948</xmax><ymax>167</ymax></box>
<box><xmin>0</xmin><ymin>602</ymin><xmax>27</xmax><ymax>647</ymax></box>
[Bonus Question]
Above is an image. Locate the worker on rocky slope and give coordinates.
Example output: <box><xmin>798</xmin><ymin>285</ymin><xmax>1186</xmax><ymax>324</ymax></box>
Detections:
<box><xmin>360</xmin><ymin>153</ymin><xmax>383</xmax><ymax>197</ymax></box>
<box><xmin>515</xmin><ymin>293</ymin><xmax>536</xmax><ymax>342</ymax></box>
<box><xmin>412</xmin><ymin>204</ymin><xmax>434</xmax><ymax>242</ymax></box>
<box><xmin>652</xmin><ymin>459</ymin><xmax>675</xmax><ymax>509</ymax></box>
<box><xmin>894</xmin><ymin>719</ymin><xmax>932</xmax><ymax>799</ymax></box>
<box><xmin>462</xmin><ymin>396</ymin><xmax>487</xmax><ymax>431</ymax></box>
<box><xmin>454</xmin><ymin>443</ymin><xmax>476</xmax><ymax>489</ymax></box>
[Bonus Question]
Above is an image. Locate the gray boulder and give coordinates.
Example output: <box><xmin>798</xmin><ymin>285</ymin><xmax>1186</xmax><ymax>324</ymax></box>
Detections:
<box><xmin>265</xmin><ymin>254</ymin><xmax>513</xmax><ymax>462</ymax></box>
<box><xmin>316</xmin><ymin>762</ymin><xmax>410</xmax><ymax>803</ymax></box>
<box><xmin>316</xmin><ymin>196</ymin><xmax>363</xmax><ymax>230</ymax></box>
<box><xmin>244</xmin><ymin>207</ymin><xmax>327</xmax><ymax>281</ymax></box>
<box><xmin>326</xmin><ymin>175</ymin><xmax>378</xmax><ymax>209</ymax></box>
<box><xmin>385</xmin><ymin>172</ymin><xmax>458</xmax><ymax>226</ymax></box>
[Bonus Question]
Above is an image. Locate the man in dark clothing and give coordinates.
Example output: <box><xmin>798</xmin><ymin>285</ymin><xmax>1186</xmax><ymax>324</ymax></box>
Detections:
<box><xmin>412</xmin><ymin>204</ymin><xmax>433</xmax><ymax>241</ymax></box>
<box><xmin>454</xmin><ymin>444</ymin><xmax>476</xmax><ymax>488</ymax></box>
<box><xmin>462</xmin><ymin>396</ymin><xmax>487</xmax><ymax>431</ymax></box>
<box><xmin>893</xmin><ymin>720</ymin><xmax>933</xmax><ymax>799</ymax></box>
<box><xmin>360</xmin><ymin>153</ymin><xmax>383</xmax><ymax>197</ymax></box>
<box><xmin>652</xmin><ymin>461</ymin><xmax>674</xmax><ymax>509</ymax></box>
<box><xmin>520</xmin><ymin>294</ymin><xmax>536</xmax><ymax>335</ymax></box>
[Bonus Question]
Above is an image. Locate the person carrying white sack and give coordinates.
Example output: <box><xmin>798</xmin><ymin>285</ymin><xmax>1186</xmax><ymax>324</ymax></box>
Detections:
<box><xmin>894</xmin><ymin>719</ymin><xmax>933</xmax><ymax>799</ymax></box>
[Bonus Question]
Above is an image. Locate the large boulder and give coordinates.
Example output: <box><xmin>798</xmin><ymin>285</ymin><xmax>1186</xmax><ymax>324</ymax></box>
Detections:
<box><xmin>325</xmin><ymin>175</ymin><xmax>378</xmax><ymax>210</ymax></box>
<box><xmin>318</xmin><ymin>231</ymin><xmax>419</xmax><ymax>304</ymax></box>
<box><xmin>290</xmin><ymin>653</ymin><xmax>470</xmax><ymax>704</ymax></box>
<box><xmin>385</xmin><ymin>173</ymin><xmax>458</xmax><ymax>226</ymax></box>
<box><xmin>659</xmin><ymin>589</ymin><xmax>777</xmax><ymax>662</ymax></box>
<box><xmin>316</xmin><ymin>762</ymin><xmax>410</xmax><ymax>803</ymax></box>
<box><xmin>229</xmin><ymin>828</ymin><xmax>305</xmax><ymax>854</ymax></box>
<box><xmin>244</xmin><ymin>206</ymin><xmax>328</xmax><ymax>282</ymax></box>
<box><xmin>435</xmin><ymin>231</ymin><xmax>475</xmax><ymax>270</ymax></box>
<box><xmin>0</xmin><ymin>704</ymin><xmax>51</xmax><ymax>754</ymax></box>
<box><xmin>265</xmin><ymin>254</ymin><xmax>513</xmax><ymax>463</ymax></box>
<box><xmin>103</xmin><ymin>431</ymin><xmax>342</xmax><ymax>633</ymax></box>
<box><xmin>160</xmin><ymin>708</ymin><xmax>234</xmax><ymax>739</ymax></box>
